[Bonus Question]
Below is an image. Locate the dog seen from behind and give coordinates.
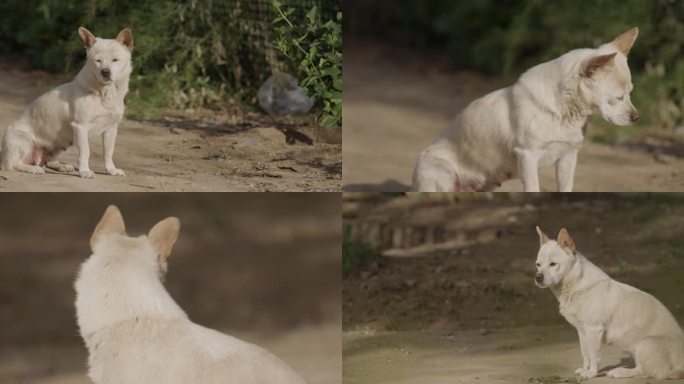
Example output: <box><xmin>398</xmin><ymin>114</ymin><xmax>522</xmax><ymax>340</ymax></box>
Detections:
<box><xmin>534</xmin><ymin>226</ymin><xmax>684</xmax><ymax>379</ymax></box>
<box><xmin>75</xmin><ymin>206</ymin><xmax>306</xmax><ymax>384</ymax></box>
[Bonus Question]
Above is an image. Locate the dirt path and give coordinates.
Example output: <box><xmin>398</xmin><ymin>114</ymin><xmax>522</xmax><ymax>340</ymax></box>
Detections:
<box><xmin>343</xmin><ymin>327</ymin><xmax>668</xmax><ymax>384</ymax></box>
<box><xmin>0</xmin><ymin>60</ymin><xmax>341</xmax><ymax>192</ymax></box>
<box><xmin>342</xmin><ymin>42</ymin><xmax>684</xmax><ymax>192</ymax></box>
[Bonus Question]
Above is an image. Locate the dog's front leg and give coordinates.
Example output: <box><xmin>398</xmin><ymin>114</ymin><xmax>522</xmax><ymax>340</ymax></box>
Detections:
<box><xmin>514</xmin><ymin>148</ymin><xmax>540</xmax><ymax>192</ymax></box>
<box><xmin>574</xmin><ymin>328</ymin><xmax>590</xmax><ymax>376</ymax></box>
<box><xmin>73</xmin><ymin>123</ymin><xmax>94</xmax><ymax>178</ymax></box>
<box><xmin>555</xmin><ymin>150</ymin><xmax>578</xmax><ymax>192</ymax></box>
<box><xmin>103</xmin><ymin>126</ymin><xmax>125</xmax><ymax>176</ymax></box>
<box><xmin>578</xmin><ymin>326</ymin><xmax>603</xmax><ymax>379</ymax></box>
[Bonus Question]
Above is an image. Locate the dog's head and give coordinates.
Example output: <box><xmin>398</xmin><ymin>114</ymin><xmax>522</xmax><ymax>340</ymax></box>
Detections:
<box><xmin>79</xmin><ymin>205</ymin><xmax>180</xmax><ymax>285</ymax></box>
<box><xmin>580</xmin><ymin>27</ymin><xmax>639</xmax><ymax>126</ymax></box>
<box><xmin>533</xmin><ymin>226</ymin><xmax>578</xmax><ymax>288</ymax></box>
<box><xmin>78</xmin><ymin>27</ymin><xmax>134</xmax><ymax>85</ymax></box>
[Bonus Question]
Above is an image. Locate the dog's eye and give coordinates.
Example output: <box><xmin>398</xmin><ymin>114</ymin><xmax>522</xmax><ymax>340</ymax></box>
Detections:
<box><xmin>95</xmin><ymin>59</ymin><xmax>102</xmax><ymax>63</ymax></box>
<box><xmin>617</xmin><ymin>96</ymin><xmax>625</xmax><ymax>101</ymax></box>
<box><xmin>536</xmin><ymin>263</ymin><xmax>541</xmax><ymax>267</ymax></box>
<box><xmin>550</xmin><ymin>262</ymin><xmax>557</xmax><ymax>267</ymax></box>
<box><xmin>113</xmin><ymin>58</ymin><xmax>119</xmax><ymax>62</ymax></box>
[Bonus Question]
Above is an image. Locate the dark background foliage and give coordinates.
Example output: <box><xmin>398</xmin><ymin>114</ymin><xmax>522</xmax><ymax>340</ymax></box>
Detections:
<box><xmin>0</xmin><ymin>0</ymin><xmax>341</xmax><ymax>123</ymax></box>
<box><xmin>345</xmin><ymin>0</ymin><xmax>684</xmax><ymax>138</ymax></box>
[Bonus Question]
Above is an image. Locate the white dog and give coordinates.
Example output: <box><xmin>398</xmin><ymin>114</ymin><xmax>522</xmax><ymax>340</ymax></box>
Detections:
<box><xmin>413</xmin><ymin>28</ymin><xmax>640</xmax><ymax>192</ymax></box>
<box><xmin>534</xmin><ymin>226</ymin><xmax>684</xmax><ymax>379</ymax></box>
<box><xmin>75</xmin><ymin>206</ymin><xmax>306</xmax><ymax>384</ymax></box>
<box><xmin>1</xmin><ymin>27</ymin><xmax>132</xmax><ymax>178</ymax></box>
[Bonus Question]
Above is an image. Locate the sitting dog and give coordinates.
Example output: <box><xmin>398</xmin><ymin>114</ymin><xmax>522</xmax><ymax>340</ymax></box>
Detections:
<box><xmin>1</xmin><ymin>27</ymin><xmax>132</xmax><ymax>178</ymax></box>
<box><xmin>534</xmin><ymin>226</ymin><xmax>684</xmax><ymax>379</ymax></box>
<box><xmin>75</xmin><ymin>206</ymin><xmax>306</xmax><ymax>384</ymax></box>
<box><xmin>413</xmin><ymin>28</ymin><xmax>640</xmax><ymax>192</ymax></box>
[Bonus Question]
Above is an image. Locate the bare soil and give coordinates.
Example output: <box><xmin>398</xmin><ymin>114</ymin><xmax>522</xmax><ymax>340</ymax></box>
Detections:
<box><xmin>0</xmin><ymin>194</ymin><xmax>342</xmax><ymax>384</ymax></box>
<box><xmin>342</xmin><ymin>193</ymin><xmax>684</xmax><ymax>383</ymax></box>
<box><xmin>0</xmin><ymin>60</ymin><xmax>341</xmax><ymax>192</ymax></box>
<box><xmin>343</xmin><ymin>327</ymin><xmax>670</xmax><ymax>384</ymax></box>
<box><xmin>342</xmin><ymin>42</ymin><xmax>684</xmax><ymax>192</ymax></box>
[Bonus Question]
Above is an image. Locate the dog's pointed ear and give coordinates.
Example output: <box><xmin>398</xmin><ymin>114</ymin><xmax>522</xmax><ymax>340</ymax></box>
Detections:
<box><xmin>78</xmin><ymin>27</ymin><xmax>97</xmax><ymax>49</ymax></box>
<box><xmin>148</xmin><ymin>217</ymin><xmax>180</xmax><ymax>262</ymax></box>
<box><xmin>612</xmin><ymin>27</ymin><xmax>639</xmax><ymax>56</ymax></box>
<box><xmin>583</xmin><ymin>52</ymin><xmax>617</xmax><ymax>78</ymax></box>
<box><xmin>536</xmin><ymin>226</ymin><xmax>550</xmax><ymax>246</ymax></box>
<box><xmin>116</xmin><ymin>28</ymin><xmax>134</xmax><ymax>52</ymax></box>
<box><xmin>557</xmin><ymin>228</ymin><xmax>576</xmax><ymax>253</ymax></box>
<box><xmin>91</xmin><ymin>205</ymin><xmax>125</xmax><ymax>251</ymax></box>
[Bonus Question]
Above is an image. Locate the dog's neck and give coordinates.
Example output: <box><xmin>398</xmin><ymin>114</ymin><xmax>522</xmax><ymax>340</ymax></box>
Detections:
<box><xmin>561</xmin><ymin>81</ymin><xmax>594</xmax><ymax>124</ymax></box>
<box><xmin>76</xmin><ymin>256</ymin><xmax>187</xmax><ymax>338</ymax></box>
<box><xmin>551</xmin><ymin>252</ymin><xmax>609</xmax><ymax>304</ymax></box>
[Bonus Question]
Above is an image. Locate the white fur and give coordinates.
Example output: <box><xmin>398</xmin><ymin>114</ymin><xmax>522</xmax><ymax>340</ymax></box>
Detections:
<box><xmin>534</xmin><ymin>227</ymin><xmax>684</xmax><ymax>380</ymax></box>
<box><xmin>75</xmin><ymin>213</ymin><xmax>305</xmax><ymax>384</ymax></box>
<box><xmin>413</xmin><ymin>28</ymin><xmax>640</xmax><ymax>192</ymax></box>
<box><xmin>1</xmin><ymin>27</ymin><xmax>132</xmax><ymax>178</ymax></box>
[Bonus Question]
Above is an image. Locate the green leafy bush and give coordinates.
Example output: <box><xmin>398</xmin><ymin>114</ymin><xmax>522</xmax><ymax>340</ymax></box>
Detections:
<box><xmin>272</xmin><ymin>0</ymin><xmax>342</xmax><ymax>127</ymax></box>
<box><xmin>0</xmin><ymin>0</ymin><xmax>340</xmax><ymax>124</ymax></box>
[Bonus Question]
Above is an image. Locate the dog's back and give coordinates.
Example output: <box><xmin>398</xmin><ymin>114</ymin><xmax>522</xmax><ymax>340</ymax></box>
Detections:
<box><xmin>86</xmin><ymin>317</ymin><xmax>304</xmax><ymax>384</ymax></box>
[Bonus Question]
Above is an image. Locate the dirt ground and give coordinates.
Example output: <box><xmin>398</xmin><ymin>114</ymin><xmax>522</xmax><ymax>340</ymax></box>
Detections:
<box><xmin>343</xmin><ymin>326</ymin><xmax>675</xmax><ymax>384</ymax></box>
<box><xmin>0</xmin><ymin>194</ymin><xmax>341</xmax><ymax>384</ymax></box>
<box><xmin>342</xmin><ymin>193</ymin><xmax>684</xmax><ymax>383</ymax></box>
<box><xmin>0</xmin><ymin>59</ymin><xmax>341</xmax><ymax>192</ymax></box>
<box><xmin>342</xmin><ymin>42</ymin><xmax>684</xmax><ymax>192</ymax></box>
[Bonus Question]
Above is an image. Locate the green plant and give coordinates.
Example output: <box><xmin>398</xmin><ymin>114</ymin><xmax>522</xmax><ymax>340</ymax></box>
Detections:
<box><xmin>342</xmin><ymin>226</ymin><xmax>377</xmax><ymax>275</ymax></box>
<box><xmin>271</xmin><ymin>0</ymin><xmax>342</xmax><ymax>127</ymax></box>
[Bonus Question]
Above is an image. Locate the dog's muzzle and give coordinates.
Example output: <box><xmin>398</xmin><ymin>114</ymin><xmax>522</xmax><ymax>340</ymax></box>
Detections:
<box><xmin>534</xmin><ymin>272</ymin><xmax>544</xmax><ymax>284</ymax></box>
<box><xmin>629</xmin><ymin>110</ymin><xmax>640</xmax><ymax>123</ymax></box>
<box><xmin>100</xmin><ymin>68</ymin><xmax>112</xmax><ymax>81</ymax></box>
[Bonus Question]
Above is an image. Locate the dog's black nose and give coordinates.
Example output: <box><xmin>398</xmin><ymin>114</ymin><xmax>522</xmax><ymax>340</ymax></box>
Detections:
<box><xmin>101</xmin><ymin>68</ymin><xmax>111</xmax><ymax>78</ymax></box>
<box><xmin>534</xmin><ymin>273</ymin><xmax>544</xmax><ymax>283</ymax></box>
<box><xmin>630</xmin><ymin>110</ymin><xmax>640</xmax><ymax>122</ymax></box>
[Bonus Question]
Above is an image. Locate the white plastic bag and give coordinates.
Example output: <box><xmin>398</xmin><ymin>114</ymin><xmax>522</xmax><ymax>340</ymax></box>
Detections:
<box><xmin>258</xmin><ymin>72</ymin><xmax>314</xmax><ymax>117</ymax></box>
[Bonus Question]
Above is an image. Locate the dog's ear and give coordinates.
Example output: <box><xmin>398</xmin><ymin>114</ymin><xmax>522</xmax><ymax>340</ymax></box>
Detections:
<box><xmin>557</xmin><ymin>228</ymin><xmax>576</xmax><ymax>253</ymax></box>
<box><xmin>611</xmin><ymin>27</ymin><xmax>639</xmax><ymax>56</ymax></box>
<box><xmin>78</xmin><ymin>27</ymin><xmax>97</xmax><ymax>49</ymax></box>
<box><xmin>91</xmin><ymin>205</ymin><xmax>126</xmax><ymax>251</ymax></box>
<box><xmin>148</xmin><ymin>217</ymin><xmax>180</xmax><ymax>262</ymax></box>
<box><xmin>115</xmin><ymin>28</ymin><xmax>134</xmax><ymax>52</ymax></box>
<box><xmin>536</xmin><ymin>226</ymin><xmax>550</xmax><ymax>246</ymax></box>
<box><xmin>583</xmin><ymin>53</ymin><xmax>617</xmax><ymax>78</ymax></box>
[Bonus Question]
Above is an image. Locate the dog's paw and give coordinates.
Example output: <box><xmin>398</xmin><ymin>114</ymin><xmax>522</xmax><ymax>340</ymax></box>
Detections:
<box><xmin>79</xmin><ymin>169</ymin><xmax>95</xmax><ymax>179</ymax></box>
<box><xmin>49</xmin><ymin>163</ymin><xmax>75</xmax><ymax>173</ymax></box>
<box><xmin>25</xmin><ymin>166</ymin><xmax>45</xmax><ymax>175</ymax></box>
<box><xmin>106</xmin><ymin>168</ymin><xmax>126</xmax><ymax>177</ymax></box>
<box><xmin>577</xmin><ymin>369</ymin><xmax>597</xmax><ymax>379</ymax></box>
<box><xmin>606</xmin><ymin>367</ymin><xmax>639</xmax><ymax>379</ymax></box>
